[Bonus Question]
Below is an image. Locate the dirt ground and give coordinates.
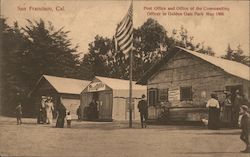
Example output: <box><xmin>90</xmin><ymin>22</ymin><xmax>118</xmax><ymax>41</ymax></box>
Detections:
<box><xmin>0</xmin><ymin>116</ymin><xmax>249</xmax><ymax>157</ymax></box>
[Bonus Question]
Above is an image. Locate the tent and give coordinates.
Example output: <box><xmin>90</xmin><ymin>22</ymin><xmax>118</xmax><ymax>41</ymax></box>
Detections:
<box><xmin>81</xmin><ymin>76</ymin><xmax>147</xmax><ymax>121</ymax></box>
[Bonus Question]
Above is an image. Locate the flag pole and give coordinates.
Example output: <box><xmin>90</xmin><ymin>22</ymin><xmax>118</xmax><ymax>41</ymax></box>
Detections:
<box><xmin>129</xmin><ymin>48</ymin><xmax>133</xmax><ymax>128</ymax></box>
<box><xmin>129</xmin><ymin>0</ymin><xmax>133</xmax><ymax>128</ymax></box>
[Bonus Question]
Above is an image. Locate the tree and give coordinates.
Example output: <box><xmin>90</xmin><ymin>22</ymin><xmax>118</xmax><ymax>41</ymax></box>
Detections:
<box><xmin>132</xmin><ymin>18</ymin><xmax>167</xmax><ymax>80</ymax></box>
<box><xmin>22</xmin><ymin>19</ymin><xmax>81</xmax><ymax>81</ymax></box>
<box><xmin>80</xmin><ymin>18</ymin><xmax>217</xmax><ymax>81</ymax></box>
<box><xmin>1</xmin><ymin>18</ymin><xmax>30</xmax><ymax>115</ymax></box>
<box><xmin>222</xmin><ymin>44</ymin><xmax>250</xmax><ymax>66</ymax></box>
<box><xmin>1</xmin><ymin>18</ymin><xmax>82</xmax><ymax>116</ymax></box>
<box><xmin>81</xmin><ymin>35</ymin><xmax>112</xmax><ymax>78</ymax></box>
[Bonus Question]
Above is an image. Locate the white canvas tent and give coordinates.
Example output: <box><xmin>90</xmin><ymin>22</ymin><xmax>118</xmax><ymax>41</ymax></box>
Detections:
<box><xmin>81</xmin><ymin>76</ymin><xmax>147</xmax><ymax>121</ymax></box>
<box><xmin>30</xmin><ymin>75</ymin><xmax>90</xmax><ymax>119</ymax></box>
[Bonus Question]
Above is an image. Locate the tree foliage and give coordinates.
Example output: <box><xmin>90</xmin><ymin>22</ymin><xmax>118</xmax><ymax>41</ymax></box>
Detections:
<box><xmin>222</xmin><ymin>44</ymin><xmax>250</xmax><ymax>66</ymax></box>
<box><xmin>81</xmin><ymin>18</ymin><xmax>216</xmax><ymax>81</ymax></box>
<box><xmin>1</xmin><ymin>18</ymin><xmax>83</xmax><ymax>116</ymax></box>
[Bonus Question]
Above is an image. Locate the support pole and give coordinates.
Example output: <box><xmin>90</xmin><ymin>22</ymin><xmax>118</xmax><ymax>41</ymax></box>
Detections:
<box><xmin>129</xmin><ymin>0</ymin><xmax>133</xmax><ymax>128</ymax></box>
<box><xmin>129</xmin><ymin>49</ymin><xmax>133</xmax><ymax>128</ymax></box>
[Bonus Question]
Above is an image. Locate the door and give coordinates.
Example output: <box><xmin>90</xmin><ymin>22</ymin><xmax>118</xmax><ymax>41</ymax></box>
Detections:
<box><xmin>98</xmin><ymin>91</ymin><xmax>113</xmax><ymax>120</ymax></box>
<box><xmin>223</xmin><ymin>85</ymin><xmax>243</xmax><ymax>124</ymax></box>
<box><xmin>226</xmin><ymin>85</ymin><xmax>243</xmax><ymax>103</ymax></box>
<box><xmin>81</xmin><ymin>93</ymin><xmax>92</xmax><ymax>119</ymax></box>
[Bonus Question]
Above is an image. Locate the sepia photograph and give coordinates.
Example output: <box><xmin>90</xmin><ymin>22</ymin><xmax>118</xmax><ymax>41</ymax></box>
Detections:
<box><xmin>0</xmin><ymin>0</ymin><xmax>249</xmax><ymax>156</ymax></box>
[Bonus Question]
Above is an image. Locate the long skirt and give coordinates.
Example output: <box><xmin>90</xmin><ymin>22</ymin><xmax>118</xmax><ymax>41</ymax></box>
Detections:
<box><xmin>56</xmin><ymin>117</ymin><xmax>65</xmax><ymax>128</ymax></box>
<box><xmin>47</xmin><ymin>111</ymin><xmax>53</xmax><ymax>124</ymax></box>
<box><xmin>222</xmin><ymin>106</ymin><xmax>232</xmax><ymax>123</ymax></box>
<box><xmin>208</xmin><ymin>107</ymin><xmax>220</xmax><ymax>130</ymax></box>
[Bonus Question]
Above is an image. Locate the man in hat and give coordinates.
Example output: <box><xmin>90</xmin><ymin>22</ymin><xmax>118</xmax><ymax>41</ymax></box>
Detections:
<box><xmin>239</xmin><ymin>105</ymin><xmax>250</xmax><ymax>153</ymax></box>
<box><xmin>138</xmin><ymin>94</ymin><xmax>148</xmax><ymax>128</ymax></box>
<box><xmin>233</xmin><ymin>90</ymin><xmax>244</xmax><ymax>127</ymax></box>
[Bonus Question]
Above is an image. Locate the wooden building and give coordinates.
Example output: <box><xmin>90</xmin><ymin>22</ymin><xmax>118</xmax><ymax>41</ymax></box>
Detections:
<box><xmin>138</xmin><ymin>46</ymin><xmax>250</xmax><ymax>122</ymax></box>
<box><xmin>81</xmin><ymin>76</ymin><xmax>147</xmax><ymax>121</ymax></box>
<box><xmin>29</xmin><ymin>75</ymin><xmax>90</xmax><ymax>119</ymax></box>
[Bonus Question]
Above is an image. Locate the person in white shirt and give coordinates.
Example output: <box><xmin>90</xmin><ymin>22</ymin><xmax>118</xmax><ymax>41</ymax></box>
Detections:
<box><xmin>206</xmin><ymin>93</ymin><xmax>220</xmax><ymax>130</ymax></box>
<box><xmin>45</xmin><ymin>97</ymin><xmax>54</xmax><ymax>124</ymax></box>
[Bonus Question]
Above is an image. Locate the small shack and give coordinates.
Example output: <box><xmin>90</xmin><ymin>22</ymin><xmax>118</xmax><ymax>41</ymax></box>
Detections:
<box><xmin>29</xmin><ymin>75</ymin><xmax>90</xmax><ymax>119</ymax></box>
<box><xmin>138</xmin><ymin>46</ymin><xmax>250</xmax><ymax>123</ymax></box>
<box><xmin>80</xmin><ymin>76</ymin><xmax>147</xmax><ymax>121</ymax></box>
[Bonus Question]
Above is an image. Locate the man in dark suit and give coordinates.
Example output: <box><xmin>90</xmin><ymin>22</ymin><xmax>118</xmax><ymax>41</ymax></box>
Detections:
<box><xmin>233</xmin><ymin>90</ymin><xmax>244</xmax><ymax>127</ymax></box>
<box><xmin>138</xmin><ymin>94</ymin><xmax>148</xmax><ymax>128</ymax></box>
<box><xmin>239</xmin><ymin>105</ymin><xmax>250</xmax><ymax>153</ymax></box>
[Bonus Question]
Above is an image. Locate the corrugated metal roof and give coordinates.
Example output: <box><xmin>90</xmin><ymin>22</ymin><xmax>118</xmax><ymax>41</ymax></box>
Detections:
<box><xmin>95</xmin><ymin>76</ymin><xmax>146</xmax><ymax>90</ymax></box>
<box><xmin>43</xmin><ymin>75</ymin><xmax>90</xmax><ymax>94</ymax></box>
<box><xmin>177</xmin><ymin>47</ymin><xmax>250</xmax><ymax>81</ymax></box>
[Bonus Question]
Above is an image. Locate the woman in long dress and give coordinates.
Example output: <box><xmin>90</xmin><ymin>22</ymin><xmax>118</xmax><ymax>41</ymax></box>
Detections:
<box><xmin>45</xmin><ymin>97</ymin><xmax>54</xmax><ymax>124</ymax></box>
<box><xmin>206</xmin><ymin>93</ymin><xmax>220</xmax><ymax>130</ymax></box>
<box><xmin>56</xmin><ymin>97</ymin><xmax>66</xmax><ymax>128</ymax></box>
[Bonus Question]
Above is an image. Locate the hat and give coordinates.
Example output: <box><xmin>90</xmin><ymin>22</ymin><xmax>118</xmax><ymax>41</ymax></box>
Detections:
<box><xmin>241</xmin><ymin>105</ymin><xmax>248</xmax><ymax>111</ymax></box>
<box><xmin>142</xmin><ymin>94</ymin><xmax>146</xmax><ymax>98</ymax></box>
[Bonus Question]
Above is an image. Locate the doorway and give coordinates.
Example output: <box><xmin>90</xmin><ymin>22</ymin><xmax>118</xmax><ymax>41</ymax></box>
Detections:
<box><xmin>226</xmin><ymin>85</ymin><xmax>243</xmax><ymax>103</ymax></box>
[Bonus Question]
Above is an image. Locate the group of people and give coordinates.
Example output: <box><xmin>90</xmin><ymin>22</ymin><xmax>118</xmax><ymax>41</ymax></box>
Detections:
<box><xmin>36</xmin><ymin>97</ymin><xmax>72</xmax><ymax>128</ymax></box>
<box><xmin>206</xmin><ymin>90</ymin><xmax>249</xmax><ymax>129</ymax></box>
<box><xmin>37</xmin><ymin>97</ymin><xmax>54</xmax><ymax>124</ymax></box>
<box><xmin>15</xmin><ymin>96</ymin><xmax>79</xmax><ymax>128</ymax></box>
<box><xmin>206</xmin><ymin>90</ymin><xmax>250</xmax><ymax>153</ymax></box>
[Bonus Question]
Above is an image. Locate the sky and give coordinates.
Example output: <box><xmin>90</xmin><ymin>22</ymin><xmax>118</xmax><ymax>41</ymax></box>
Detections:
<box><xmin>1</xmin><ymin>0</ymin><xmax>249</xmax><ymax>57</ymax></box>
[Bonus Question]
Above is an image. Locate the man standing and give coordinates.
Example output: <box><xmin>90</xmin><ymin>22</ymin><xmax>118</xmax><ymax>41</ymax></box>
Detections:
<box><xmin>15</xmin><ymin>103</ymin><xmax>22</xmax><ymax>125</ymax></box>
<box><xmin>239</xmin><ymin>105</ymin><xmax>250</xmax><ymax>153</ymax></box>
<box><xmin>138</xmin><ymin>94</ymin><xmax>148</xmax><ymax>128</ymax></box>
<box><xmin>88</xmin><ymin>99</ymin><xmax>98</xmax><ymax>121</ymax></box>
<box><xmin>233</xmin><ymin>90</ymin><xmax>243</xmax><ymax>127</ymax></box>
<box><xmin>76</xmin><ymin>106</ymin><xmax>81</xmax><ymax>121</ymax></box>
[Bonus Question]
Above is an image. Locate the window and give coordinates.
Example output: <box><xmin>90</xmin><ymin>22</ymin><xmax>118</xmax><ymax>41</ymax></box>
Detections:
<box><xmin>158</xmin><ymin>89</ymin><xmax>169</xmax><ymax>102</ymax></box>
<box><xmin>148</xmin><ymin>88</ymin><xmax>158</xmax><ymax>106</ymax></box>
<box><xmin>180</xmin><ymin>86</ymin><xmax>192</xmax><ymax>101</ymax></box>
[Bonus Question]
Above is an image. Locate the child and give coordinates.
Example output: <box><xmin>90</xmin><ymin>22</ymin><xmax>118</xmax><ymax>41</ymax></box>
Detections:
<box><xmin>15</xmin><ymin>103</ymin><xmax>22</xmax><ymax>125</ymax></box>
<box><xmin>239</xmin><ymin>105</ymin><xmax>250</xmax><ymax>153</ymax></box>
<box><xmin>66</xmin><ymin>111</ymin><xmax>72</xmax><ymax>128</ymax></box>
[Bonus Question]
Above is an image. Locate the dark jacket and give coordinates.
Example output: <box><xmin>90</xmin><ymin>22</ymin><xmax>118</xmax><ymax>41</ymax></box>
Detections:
<box><xmin>241</xmin><ymin>113</ymin><xmax>249</xmax><ymax>133</ymax></box>
<box><xmin>138</xmin><ymin>100</ymin><xmax>148</xmax><ymax>113</ymax></box>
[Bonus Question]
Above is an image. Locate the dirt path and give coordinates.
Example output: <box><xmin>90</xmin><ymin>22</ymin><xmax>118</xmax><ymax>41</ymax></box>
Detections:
<box><xmin>0</xmin><ymin>117</ymin><xmax>248</xmax><ymax>157</ymax></box>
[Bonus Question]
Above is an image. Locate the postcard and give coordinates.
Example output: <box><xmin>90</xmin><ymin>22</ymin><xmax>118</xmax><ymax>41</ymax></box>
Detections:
<box><xmin>0</xmin><ymin>0</ymin><xmax>249</xmax><ymax>156</ymax></box>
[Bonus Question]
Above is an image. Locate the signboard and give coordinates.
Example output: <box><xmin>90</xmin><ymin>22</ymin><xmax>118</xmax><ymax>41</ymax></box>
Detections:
<box><xmin>87</xmin><ymin>82</ymin><xmax>106</xmax><ymax>92</ymax></box>
<box><xmin>168</xmin><ymin>90</ymin><xmax>180</xmax><ymax>101</ymax></box>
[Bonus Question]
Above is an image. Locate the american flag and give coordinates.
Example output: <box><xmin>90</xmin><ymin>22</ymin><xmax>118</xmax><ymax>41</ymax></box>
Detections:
<box><xmin>114</xmin><ymin>3</ymin><xmax>133</xmax><ymax>54</ymax></box>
